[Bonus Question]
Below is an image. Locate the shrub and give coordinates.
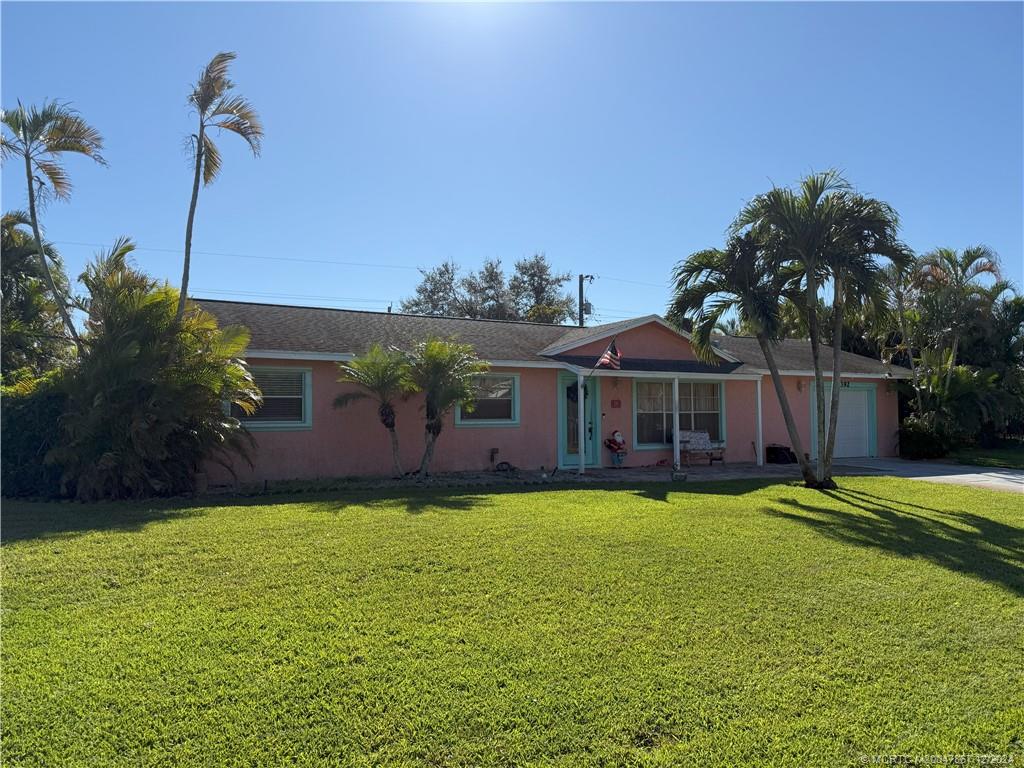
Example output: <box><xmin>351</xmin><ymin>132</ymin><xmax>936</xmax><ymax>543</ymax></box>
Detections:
<box><xmin>46</xmin><ymin>244</ymin><xmax>261</xmax><ymax>501</ymax></box>
<box><xmin>1</xmin><ymin>373</ymin><xmax>66</xmax><ymax>497</ymax></box>
<box><xmin>898</xmin><ymin>415</ymin><xmax>952</xmax><ymax>460</ymax></box>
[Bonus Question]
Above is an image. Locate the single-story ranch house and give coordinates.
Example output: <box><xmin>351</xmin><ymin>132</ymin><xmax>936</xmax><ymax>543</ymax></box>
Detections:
<box><xmin>199</xmin><ymin>300</ymin><xmax>911</xmax><ymax>482</ymax></box>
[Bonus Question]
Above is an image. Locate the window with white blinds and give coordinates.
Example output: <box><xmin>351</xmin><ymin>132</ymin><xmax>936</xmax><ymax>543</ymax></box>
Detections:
<box><xmin>232</xmin><ymin>367</ymin><xmax>311</xmax><ymax>428</ymax></box>
<box><xmin>456</xmin><ymin>374</ymin><xmax>520</xmax><ymax>426</ymax></box>
<box><xmin>635</xmin><ymin>381</ymin><xmax>722</xmax><ymax>445</ymax></box>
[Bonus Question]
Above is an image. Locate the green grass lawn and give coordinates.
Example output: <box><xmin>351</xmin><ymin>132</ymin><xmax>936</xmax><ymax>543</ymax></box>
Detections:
<box><xmin>950</xmin><ymin>441</ymin><xmax>1024</xmax><ymax>470</ymax></box>
<box><xmin>3</xmin><ymin>478</ymin><xmax>1022</xmax><ymax>767</ymax></box>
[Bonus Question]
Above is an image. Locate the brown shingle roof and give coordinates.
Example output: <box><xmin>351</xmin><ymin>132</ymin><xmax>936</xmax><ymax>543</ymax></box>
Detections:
<box><xmin>196</xmin><ymin>299</ymin><xmax>910</xmax><ymax>377</ymax></box>
<box><xmin>196</xmin><ymin>300</ymin><xmax>574</xmax><ymax>361</ymax></box>
<box><xmin>714</xmin><ymin>336</ymin><xmax>909</xmax><ymax>377</ymax></box>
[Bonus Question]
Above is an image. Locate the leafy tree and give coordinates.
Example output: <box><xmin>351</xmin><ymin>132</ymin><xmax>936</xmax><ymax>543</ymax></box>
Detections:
<box><xmin>405</xmin><ymin>339</ymin><xmax>489</xmax><ymax>477</ymax></box>
<box><xmin>462</xmin><ymin>259</ymin><xmax>513</xmax><ymax>320</ymax></box>
<box><xmin>1</xmin><ymin>101</ymin><xmax>106</xmax><ymax>350</ymax></box>
<box><xmin>401</xmin><ymin>255</ymin><xmax>576</xmax><ymax>323</ymax></box>
<box><xmin>508</xmin><ymin>254</ymin><xmax>576</xmax><ymax>323</ymax></box>
<box><xmin>1</xmin><ymin>211</ymin><xmax>73</xmax><ymax>378</ymax></box>
<box><xmin>49</xmin><ymin>241</ymin><xmax>260</xmax><ymax>500</ymax></box>
<box><xmin>400</xmin><ymin>260</ymin><xmax>468</xmax><ymax>317</ymax></box>
<box><xmin>668</xmin><ymin>231</ymin><xmax>818</xmax><ymax>486</ymax></box>
<box><xmin>734</xmin><ymin>171</ymin><xmax>903</xmax><ymax>486</ymax></box>
<box><xmin>177</xmin><ymin>52</ymin><xmax>263</xmax><ymax>322</ymax></box>
<box><xmin>335</xmin><ymin>345</ymin><xmax>412</xmax><ymax>478</ymax></box>
<box><xmin>916</xmin><ymin>246</ymin><xmax>1003</xmax><ymax>393</ymax></box>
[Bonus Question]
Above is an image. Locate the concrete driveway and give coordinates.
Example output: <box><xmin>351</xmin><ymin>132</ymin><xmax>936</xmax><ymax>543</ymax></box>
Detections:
<box><xmin>834</xmin><ymin>457</ymin><xmax>1024</xmax><ymax>494</ymax></box>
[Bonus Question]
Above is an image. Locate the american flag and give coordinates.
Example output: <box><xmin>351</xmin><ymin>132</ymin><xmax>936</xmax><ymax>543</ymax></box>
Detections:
<box><xmin>596</xmin><ymin>338</ymin><xmax>621</xmax><ymax>370</ymax></box>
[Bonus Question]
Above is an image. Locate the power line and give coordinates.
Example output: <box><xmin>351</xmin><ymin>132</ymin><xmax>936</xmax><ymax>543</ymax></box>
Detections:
<box><xmin>193</xmin><ymin>288</ymin><xmax>394</xmax><ymax>306</ymax></box>
<box><xmin>53</xmin><ymin>241</ymin><xmax>423</xmax><ymax>272</ymax></box>
<box><xmin>54</xmin><ymin>239</ymin><xmax>668</xmax><ymax>288</ymax></box>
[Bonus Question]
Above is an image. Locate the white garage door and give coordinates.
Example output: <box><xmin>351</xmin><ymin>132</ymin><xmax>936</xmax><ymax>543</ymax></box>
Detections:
<box><xmin>832</xmin><ymin>388</ymin><xmax>870</xmax><ymax>458</ymax></box>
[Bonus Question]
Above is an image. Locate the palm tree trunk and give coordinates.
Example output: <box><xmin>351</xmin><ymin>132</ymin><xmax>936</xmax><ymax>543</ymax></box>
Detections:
<box><xmin>943</xmin><ymin>334</ymin><xmax>960</xmax><ymax>395</ymax></box>
<box><xmin>824</xmin><ymin>278</ymin><xmax>845</xmax><ymax>471</ymax></box>
<box><xmin>419</xmin><ymin>429</ymin><xmax>439</xmax><ymax>477</ymax></box>
<box><xmin>757</xmin><ymin>335</ymin><xmax>816</xmax><ymax>486</ymax></box>
<box><xmin>23</xmin><ymin>151</ymin><xmax>82</xmax><ymax>354</ymax></box>
<box><xmin>896</xmin><ymin>294</ymin><xmax>925</xmax><ymax>414</ymax></box>
<box><xmin>388</xmin><ymin>427</ymin><xmax>404</xmax><ymax>479</ymax></box>
<box><xmin>176</xmin><ymin>125</ymin><xmax>205</xmax><ymax>323</ymax></box>
<box><xmin>805</xmin><ymin>274</ymin><xmax>829</xmax><ymax>485</ymax></box>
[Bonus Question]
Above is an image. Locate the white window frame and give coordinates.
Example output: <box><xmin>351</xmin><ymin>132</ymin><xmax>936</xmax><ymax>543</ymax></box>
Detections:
<box><xmin>240</xmin><ymin>366</ymin><xmax>313</xmax><ymax>431</ymax></box>
<box><xmin>455</xmin><ymin>373</ymin><xmax>521</xmax><ymax>428</ymax></box>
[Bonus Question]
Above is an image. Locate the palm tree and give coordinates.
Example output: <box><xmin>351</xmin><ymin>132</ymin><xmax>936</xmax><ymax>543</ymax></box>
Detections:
<box><xmin>881</xmin><ymin>260</ymin><xmax>926</xmax><ymax>415</ymax></box>
<box><xmin>177</xmin><ymin>52</ymin><xmax>263</xmax><ymax>322</ymax></box>
<box><xmin>1</xmin><ymin>101</ymin><xmax>105</xmax><ymax>350</ymax></box>
<box><xmin>405</xmin><ymin>339</ymin><xmax>489</xmax><ymax>477</ymax></box>
<box><xmin>668</xmin><ymin>231</ymin><xmax>818</xmax><ymax>486</ymax></box>
<box><xmin>732</xmin><ymin>171</ymin><xmax>848</xmax><ymax>484</ymax></box>
<box><xmin>335</xmin><ymin>345</ymin><xmax>412</xmax><ymax>479</ymax></box>
<box><xmin>820</xmin><ymin>193</ymin><xmax>904</xmax><ymax>470</ymax></box>
<box><xmin>917</xmin><ymin>246</ymin><xmax>1002</xmax><ymax>394</ymax></box>
<box><xmin>1</xmin><ymin>210</ymin><xmax>72</xmax><ymax>376</ymax></box>
<box><xmin>733</xmin><ymin>171</ymin><xmax>903</xmax><ymax>485</ymax></box>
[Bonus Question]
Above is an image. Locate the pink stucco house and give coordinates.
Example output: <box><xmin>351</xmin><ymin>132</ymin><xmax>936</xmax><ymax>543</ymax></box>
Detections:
<box><xmin>199</xmin><ymin>300</ymin><xmax>910</xmax><ymax>482</ymax></box>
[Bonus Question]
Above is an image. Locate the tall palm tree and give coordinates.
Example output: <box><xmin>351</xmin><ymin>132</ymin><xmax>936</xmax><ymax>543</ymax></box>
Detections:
<box><xmin>405</xmin><ymin>339</ymin><xmax>489</xmax><ymax>477</ymax></box>
<box><xmin>733</xmin><ymin>171</ymin><xmax>903</xmax><ymax>485</ymax></box>
<box><xmin>1</xmin><ymin>101</ymin><xmax>105</xmax><ymax>351</ymax></box>
<box><xmin>821</xmin><ymin>194</ymin><xmax>904</xmax><ymax>469</ymax></box>
<box><xmin>917</xmin><ymin>246</ymin><xmax>1002</xmax><ymax>394</ymax></box>
<box><xmin>732</xmin><ymin>171</ymin><xmax>848</xmax><ymax>484</ymax></box>
<box><xmin>335</xmin><ymin>345</ymin><xmax>412</xmax><ymax>479</ymax></box>
<box><xmin>668</xmin><ymin>231</ymin><xmax>818</xmax><ymax>486</ymax></box>
<box><xmin>177</xmin><ymin>52</ymin><xmax>263</xmax><ymax>322</ymax></box>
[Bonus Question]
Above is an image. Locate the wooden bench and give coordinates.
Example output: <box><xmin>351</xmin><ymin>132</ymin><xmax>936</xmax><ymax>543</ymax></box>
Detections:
<box><xmin>679</xmin><ymin>430</ymin><xmax>724</xmax><ymax>467</ymax></box>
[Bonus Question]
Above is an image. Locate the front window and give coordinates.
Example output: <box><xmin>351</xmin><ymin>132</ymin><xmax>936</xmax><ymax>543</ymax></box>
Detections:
<box><xmin>232</xmin><ymin>367</ymin><xmax>312</xmax><ymax>429</ymax></box>
<box><xmin>635</xmin><ymin>381</ymin><xmax>721</xmax><ymax>445</ymax></box>
<box><xmin>456</xmin><ymin>374</ymin><xmax>519</xmax><ymax>426</ymax></box>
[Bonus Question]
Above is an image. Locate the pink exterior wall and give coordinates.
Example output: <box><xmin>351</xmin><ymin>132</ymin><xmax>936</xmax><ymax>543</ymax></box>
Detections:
<box><xmin>214</xmin><ymin>327</ymin><xmax>900</xmax><ymax>483</ymax></box>
<box><xmin>570</xmin><ymin>322</ymin><xmax>699</xmax><ymax>360</ymax></box>
<box><xmin>213</xmin><ymin>361</ymin><xmax>561</xmax><ymax>484</ymax></box>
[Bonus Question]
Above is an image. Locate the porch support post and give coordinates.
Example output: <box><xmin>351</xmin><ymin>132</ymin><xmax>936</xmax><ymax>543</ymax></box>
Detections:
<box><xmin>577</xmin><ymin>371</ymin><xmax>586</xmax><ymax>475</ymax></box>
<box><xmin>672</xmin><ymin>377</ymin><xmax>681</xmax><ymax>470</ymax></box>
<box><xmin>755</xmin><ymin>376</ymin><xmax>764</xmax><ymax>466</ymax></box>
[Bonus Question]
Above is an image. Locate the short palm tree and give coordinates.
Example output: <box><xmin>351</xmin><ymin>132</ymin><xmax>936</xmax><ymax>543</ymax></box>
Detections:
<box><xmin>335</xmin><ymin>345</ymin><xmax>412</xmax><ymax>479</ymax></box>
<box><xmin>405</xmin><ymin>339</ymin><xmax>489</xmax><ymax>477</ymax></box>
<box><xmin>881</xmin><ymin>259</ymin><xmax>926</xmax><ymax>415</ymax></box>
<box><xmin>668</xmin><ymin>231</ymin><xmax>817</xmax><ymax>486</ymax></box>
<box><xmin>1</xmin><ymin>101</ymin><xmax>106</xmax><ymax>350</ymax></box>
<box><xmin>1</xmin><ymin>210</ymin><xmax>72</xmax><ymax>376</ymax></box>
<box><xmin>917</xmin><ymin>246</ymin><xmax>1002</xmax><ymax>394</ymax></box>
<box><xmin>177</xmin><ymin>52</ymin><xmax>263</xmax><ymax>322</ymax></box>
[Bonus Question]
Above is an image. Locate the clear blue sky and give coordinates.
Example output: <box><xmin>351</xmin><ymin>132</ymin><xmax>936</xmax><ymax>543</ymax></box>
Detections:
<box><xmin>3</xmin><ymin>1</ymin><xmax>1022</xmax><ymax>324</ymax></box>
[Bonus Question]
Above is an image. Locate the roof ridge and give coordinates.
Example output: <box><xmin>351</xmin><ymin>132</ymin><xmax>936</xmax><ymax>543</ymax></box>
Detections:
<box><xmin>192</xmin><ymin>298</ymin><xmax>580</xmax><ymax>328</ymax></box>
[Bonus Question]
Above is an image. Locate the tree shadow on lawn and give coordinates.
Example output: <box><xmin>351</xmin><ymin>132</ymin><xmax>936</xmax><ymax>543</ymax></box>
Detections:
<box><xmin>1</xmin><ymin>500</ymin><xmax>205</xmax><ymax>545</ymax></box>
<box><xmin>765</xmin><ymin>486</ymin><xmax>1024</xmax><ymax>596</ymax></box>
<box><xmin>2</xmin><ymin>477</ymin><xmax>793</xmax><ymax>543</ymax></box>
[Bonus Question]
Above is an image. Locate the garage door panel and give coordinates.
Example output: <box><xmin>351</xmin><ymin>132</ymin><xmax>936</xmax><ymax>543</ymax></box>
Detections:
<box><xmin>833</xmin><ymin>388</ymin><xmax>870</xmax><ymax>458</ymax></box>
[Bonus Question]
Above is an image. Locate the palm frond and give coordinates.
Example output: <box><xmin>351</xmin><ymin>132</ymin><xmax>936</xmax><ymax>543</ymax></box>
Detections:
<box><xmin>201</xmin><ymin>133</ymin><xmax>221</xmax><ymax>185</ymax></box>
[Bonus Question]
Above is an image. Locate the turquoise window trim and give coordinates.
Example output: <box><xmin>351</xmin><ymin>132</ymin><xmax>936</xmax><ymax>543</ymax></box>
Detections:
<box><xmin>631</xmin><ymin>379</ymin><xmax>726</xmax><ymax>451</ymax></box>
<box><xmin>455</xmin><ymin>373</ymin><xmax>521</xmax><ymax>428</ymax></box>
<box><xmin>243</xmin><ymin>366</ymin><xmax>313</xmax><ymax>432</ymax></box>
<box><xmin>809</xmin><ymin>381</ymin><xmax>877</xmax><ymax>458</ymax></box>
<box><xmin>556</xmin><ymin>372</ymin><xmax>602</xmax><ymax>468</ymax></box>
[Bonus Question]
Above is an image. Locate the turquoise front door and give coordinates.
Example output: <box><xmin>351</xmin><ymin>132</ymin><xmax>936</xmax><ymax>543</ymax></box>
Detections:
<box><xmin>557</xmin><ymin>373</ymin><xmax>601</xmax><ymax>468</ymax></box>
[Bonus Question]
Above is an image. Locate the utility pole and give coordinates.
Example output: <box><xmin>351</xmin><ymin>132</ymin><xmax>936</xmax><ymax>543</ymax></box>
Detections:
<box><xmin>578</xmin><ymin>274</ymin><xmax>593</xmax><ymax>327</ymax></box>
